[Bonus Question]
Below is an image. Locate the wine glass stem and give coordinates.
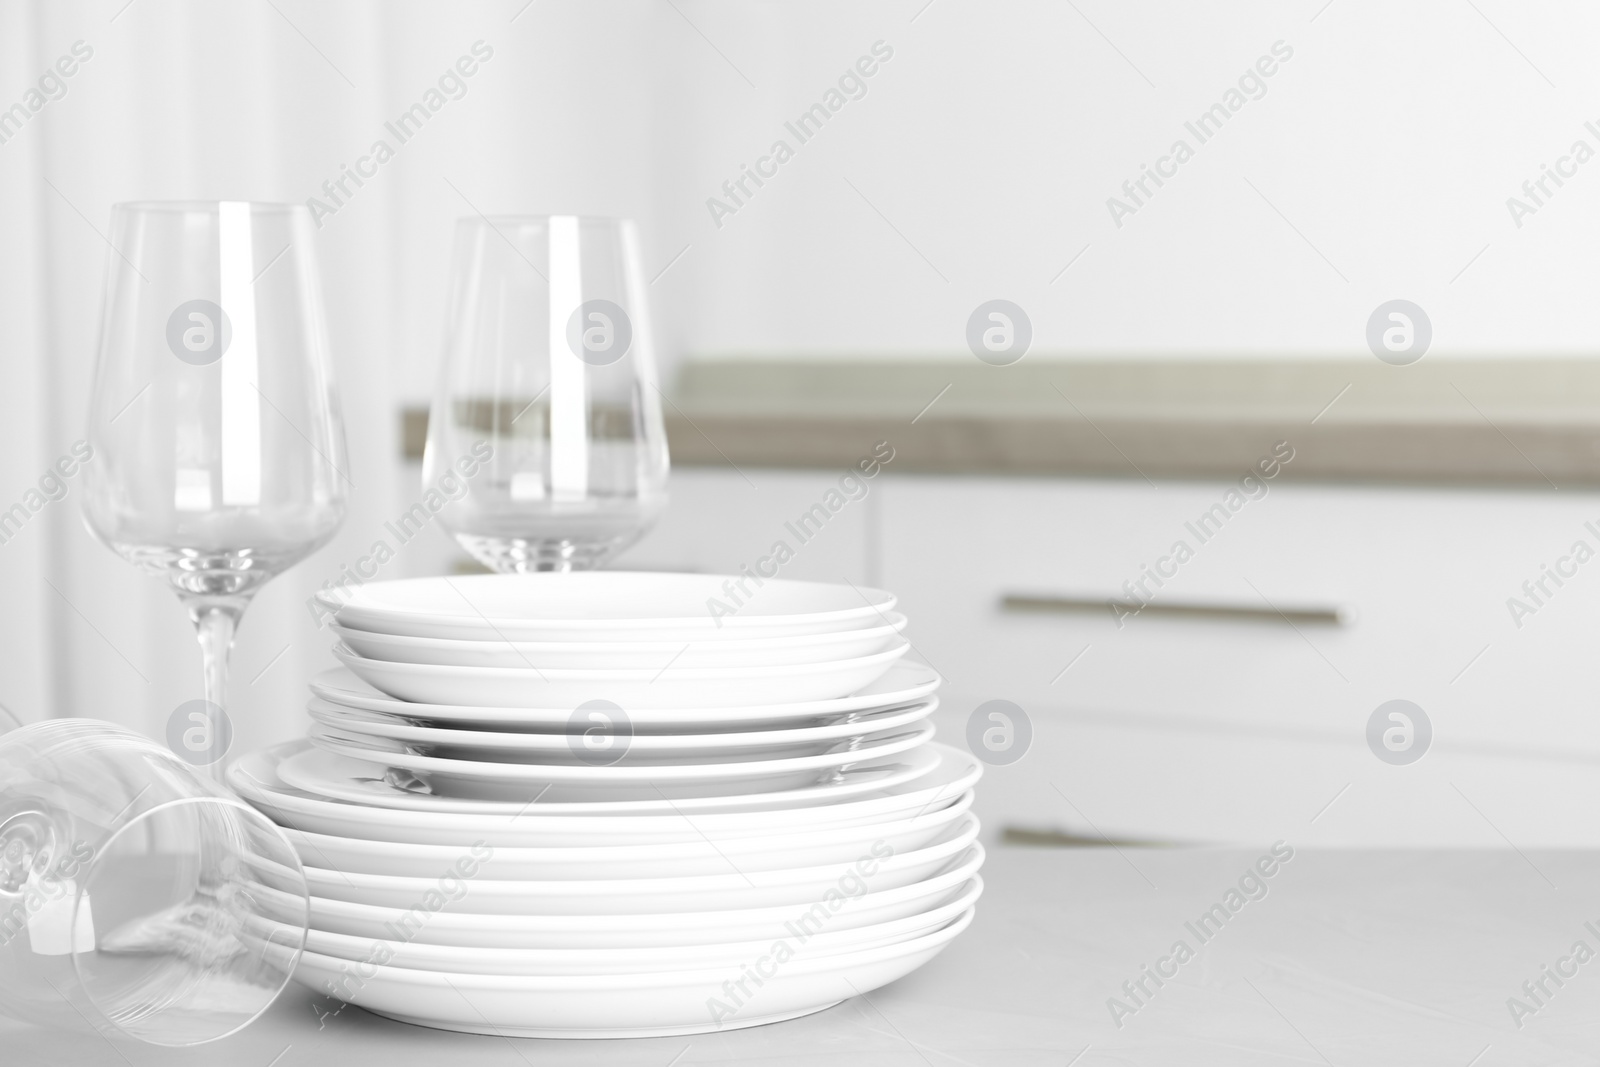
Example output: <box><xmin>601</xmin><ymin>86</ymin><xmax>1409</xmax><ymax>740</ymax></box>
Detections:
<box><xmin>186</xmin><ymin>600</ymin><xmax>241</xmax><ymax>782</ymax></box>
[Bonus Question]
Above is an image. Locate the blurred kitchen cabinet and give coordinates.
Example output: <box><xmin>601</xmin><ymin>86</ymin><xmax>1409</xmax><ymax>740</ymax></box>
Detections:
<box><xmin>879</xmin><ymin>475</ymin><xmax>1600</xmax><ymax>848</ymax></box>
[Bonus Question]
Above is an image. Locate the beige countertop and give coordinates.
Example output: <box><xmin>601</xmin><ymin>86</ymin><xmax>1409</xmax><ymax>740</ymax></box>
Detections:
<box><xmin>404</xmin><ymin>358</ymin><xmax>1600</xmax><ymax>486</ymax></box>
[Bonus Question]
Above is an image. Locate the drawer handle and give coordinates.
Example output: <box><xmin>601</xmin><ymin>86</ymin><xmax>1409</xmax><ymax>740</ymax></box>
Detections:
<box><xmin>1001</xmin><ymin>594</ymin><xmax>1347</xmax><ymax>626</ymax></box>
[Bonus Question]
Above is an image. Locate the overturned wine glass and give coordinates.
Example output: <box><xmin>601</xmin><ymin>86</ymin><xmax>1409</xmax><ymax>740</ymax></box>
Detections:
<box><xmin>0</xmin><ymin>720</ymin><xmax>308</xmax><ymax>1045</ymax></box>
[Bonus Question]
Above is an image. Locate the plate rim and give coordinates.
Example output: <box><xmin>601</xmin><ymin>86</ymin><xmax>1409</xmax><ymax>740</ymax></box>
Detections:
<box><xmin>315</xmin><ymin>572</ymin><xmax>899</xmax><ymax>631</ymax></box>
<box><xmin>272</xmin><ymin>848</ymin><xmax>986</xmax><ymax>932</ymax></box>
<box><xmin>279</xmin><ymin>789</ymin><xmax>975</xmax><ymax>866</ymax></box>
<box><xmin>303</xmin><ymin>697</ymin><xmax>938</xmax><ymax>752</ymax></box>
<box><xmin>332</xmin><ymin>641</ymin><xmax>909</xmax><ymax>681</ymax></box>
<box><xmin>303</xmin><ymin>720</ymin><xmax>936</xmax><ymax>782</ymax></box>
<box><xmin>289</xmin><ymin>904</ymin><xmax>974</xmax><ymax>992</ymax></box>
<box><xmin>225</xmin><ymin>742</ymin><xmax>972</xmax><ymax>825</ymax></box>
<box><xmin>330</xmin><ymin>612</ymin><xmax>909</xmax><ymax>655</ymax></box>
<box><xmin>293</xmin><ymin>818</ymin><xmax>982</xmax><ymax>895</ymax></box>
<box><xmin>234</xmin><ymin>739</ymin><xmax>975</xmax><ymax>819</ymax></box>
<box><xmin>293</xmin><ymin>877</ymin><xmax>984</xmax><ymax>970</ymax></box>
<box><xmin>308</xmin><ymin>660</ymin><xmax>942</xmax><ymax>723</ymax></box>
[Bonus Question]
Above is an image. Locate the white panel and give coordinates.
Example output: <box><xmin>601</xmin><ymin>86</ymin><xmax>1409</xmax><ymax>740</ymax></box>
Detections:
<box><xmin>617</xmin><ymin>467</ymin><xmax>872</xmax><ymax>585</ymax></box>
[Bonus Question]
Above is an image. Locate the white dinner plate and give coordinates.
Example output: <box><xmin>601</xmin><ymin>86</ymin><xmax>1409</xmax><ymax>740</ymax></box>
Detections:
<box><xmin>289</xmin><ymin>821</ymin><xmax>980</xmax><ymax>914</ymax></box>
<box><xmin>305</xmin><ymin>721</ymin><xmax>935</xmax><ymax>802</ymax></box>
<box><xmin>304</xmin><ymin>697</ymin><xmax>937</xmax><ymax>762</ymax></box>
<box><xmin>263</xmin><ymin>740</ymin><xmax>954</xmax><ymax>817</ymax></box>
<box><xmin>227</xmin><ymin>742</ymin><xmax>978</xmax><ymax>844</ymax></box>
<box><xmin>286</xmin><ymin>907</ymin><xmax>973</xmax><ymax>1038</ymax></box>
<box><xmin>331</xmin><ymin>614</ymin><xmax>908</xmax><ymax>670</ymax></box>
<box><xmin>317</xmin><ymin>572</ymin><xmax>898</xmax><ymax>643</ymax></box>
<box><xmin>277</xmin><ymin>792</ymin><xmax>973</xmax><ymax>880</ymax></box>
<box><xmin>280</xmin><ymin>878</ymin><xmax>981</xmax><ymax>977</ymax></box>
<box><xmin>333</xmin><ymin>642</ymin><xmax>909</xmax><ymax>709</ymax></box>
<box><xmin>308</xmin><ymin>661</ymin><xmax>941</xmax><ymax>731</ymax></box>
<box><xmin>254</xmin><ymin>849</ymin><xmax>983</xmax><ymax>949</ymax></box>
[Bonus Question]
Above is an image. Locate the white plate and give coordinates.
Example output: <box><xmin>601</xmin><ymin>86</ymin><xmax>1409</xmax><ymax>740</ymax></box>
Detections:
<box><xmin>305</xmin><ymin>697</ymin><xmax>937</xmax><ymax>762</ymax></box>
<box><xmin>261</xmin><ymin>741</ymin><xmax>956</xmax><ymax>817</ymax></box>
<box><xmin>287</xmin><ymin>907</ymin><xmax>973</xmax><ymax>1038</ymax></box>
<box><xmin>331</xmin><ymin>614</ymin><xmax>908</xmax><ymax>670</ymax></box>
<box><xmin>256</xmin><ymin>849</ymin><xmax>984</xmax><ymax>949</ymax></box>
<box><xmin>291</xmin><ymin>821</ymin><xmax>980</xmax><ymax>914</ymax></box>
<box><xmin>333</xmin><ymin>642</ymin><xmax>909</xmax><ymax>708</ymax></box>
<box><xmin>283</xmin><ymin>879</ymin><xmax>981</xmax><ymax>977</ymax></box>
<box><xmin>317</xmin><ymin>572</ymin><xmax>898</xmax><ymax>642</ymax></box>
<box><xmin>308</xmin><ymin>661</ymin><xmax>941</xmax><ymax>731</ymax></box>
<box><xmin>227</xmin><ymin>742</ymin><xmax>978</xmax><ymax>843</ymax></box>
<box><xmin>277</xmin><ymin>792</ymin><xmax>973</xmax><ymax>880</ymax></box>
<box><xmin>306</xmin><ymin>721</ymin><xmax>936</xmax><ymax>801</ymax></box>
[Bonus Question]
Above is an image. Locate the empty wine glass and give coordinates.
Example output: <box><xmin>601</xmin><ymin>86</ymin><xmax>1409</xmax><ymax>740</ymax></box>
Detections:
<box><xmin>424</xmin><ymin>215</ymin><xmax>669</xmax><ymax>572</ymax></box>
<box><xmin>82</xmin><ymin>202</ymin><xmax>348</xmax><ymax>766</ymax></box>
<box><xmin>0</xmin><ymin>719</ymin><xmax>308</xmax><ymax>1045</ymax></box>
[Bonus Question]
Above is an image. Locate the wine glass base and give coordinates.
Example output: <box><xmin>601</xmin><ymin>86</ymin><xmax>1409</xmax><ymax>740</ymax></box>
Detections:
<box><xmin>454</xmin><ymin>534</ymin><xmax>634</xmax><ymax>573</ymax></box>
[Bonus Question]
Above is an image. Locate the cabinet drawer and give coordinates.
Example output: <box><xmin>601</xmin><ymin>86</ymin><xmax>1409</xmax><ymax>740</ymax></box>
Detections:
<box><xmin>883</xmin><ymin>475</ymin><xmax>1600</xmax><ymax>845</ymax></box>
<box><xmin>881</xmin><ymin>475</ymin><xmax>1600</xmax><ymax>746</ymax></box>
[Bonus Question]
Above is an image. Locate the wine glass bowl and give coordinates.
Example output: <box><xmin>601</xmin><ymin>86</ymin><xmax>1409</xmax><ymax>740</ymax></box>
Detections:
<box><xmin>85</xmin><ymin>201</ymin><xmax>347</xmax><ymax>593</ymax></box>
<box><xmin>82</xmin><ymin>201</ymin><xmax>348</xmax><ymax>747</ymax></box>
<box><xmin>424</xmin><ymin>215</ymin><xmax>669</xmax><ymax>573</ymax></box>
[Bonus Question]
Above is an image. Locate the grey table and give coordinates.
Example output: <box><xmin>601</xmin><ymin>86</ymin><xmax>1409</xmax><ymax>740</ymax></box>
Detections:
<box><xmin>8</xmin><ymin>846</ymin><xmax>1600</xmax><ymax>1066</ymax></box>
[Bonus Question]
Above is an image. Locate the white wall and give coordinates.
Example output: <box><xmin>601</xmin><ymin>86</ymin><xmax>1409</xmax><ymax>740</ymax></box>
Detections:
<box><xmin>660</xmin><ymin>0</ymin><xmax>1600</xmax><ymax>359</ymax></box>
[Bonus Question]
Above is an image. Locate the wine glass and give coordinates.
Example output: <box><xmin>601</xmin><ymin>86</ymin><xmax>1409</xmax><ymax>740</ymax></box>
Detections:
<box><xmin>424</xmin><ymin>215</ymin><xmax>669</xmax><ymax>572</ymax></box>
<box><xmin>0</xmin><ymin>719</ymin><xmax>309</xmax><ymax>1045</ymax></box>
<box><xmin>82</xmin><ymin>202</ymin><xmax>348</xmax><ymax>766</ymax></box>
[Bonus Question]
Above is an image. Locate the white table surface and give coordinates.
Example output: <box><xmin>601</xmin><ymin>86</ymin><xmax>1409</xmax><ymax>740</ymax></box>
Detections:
<box><xmin>6</xmin><ymin>845</ymin><xmax>1599</xmax><ymax>1066</ymax></box>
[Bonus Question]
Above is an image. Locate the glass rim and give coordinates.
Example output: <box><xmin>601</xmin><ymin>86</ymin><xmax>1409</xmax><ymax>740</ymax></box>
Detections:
<box><xmin>456</xmin><ymin>214</ymin><xmax>636</xmax><ymax>230</ymax></box>
<box><xmin>69</xmin><ymin>793</ymin><xmax>308</xmax><ymax>1047</ymax></box>
<box><xmin>110</xmin><ymin>200</ymin><xmax>311</xmax><ymax>217</ymax></box>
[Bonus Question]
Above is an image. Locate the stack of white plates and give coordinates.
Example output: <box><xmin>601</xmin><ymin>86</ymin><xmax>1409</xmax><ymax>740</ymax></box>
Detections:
<box><xmin>231</xmin><ymin>572</ymin><xmax>981</xmax><ymax>1038</ymax></box>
